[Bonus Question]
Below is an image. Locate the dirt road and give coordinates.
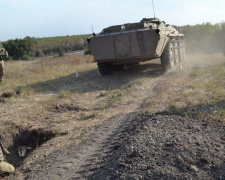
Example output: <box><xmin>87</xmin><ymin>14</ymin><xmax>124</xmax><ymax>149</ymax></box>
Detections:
<box><xmin>1</xmin><ymin>54</ymin><xmax>225</xmax><ymax>179</ymax></box>
<box><xmin>22</xmin><ymin>64</ymin><xmax>169</xmax><ymax>179</ymax></box>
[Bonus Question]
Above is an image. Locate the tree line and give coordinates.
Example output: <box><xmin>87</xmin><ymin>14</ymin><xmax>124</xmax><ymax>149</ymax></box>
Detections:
<box><xmin>181</xmin><ymin>22</ymin><xmax>225</xmax><ymax>53</ymax></box>
<box><xmin>2</xmin><ymin>35</ymin><xmax>90</xmax><ymax>60</ymax></box>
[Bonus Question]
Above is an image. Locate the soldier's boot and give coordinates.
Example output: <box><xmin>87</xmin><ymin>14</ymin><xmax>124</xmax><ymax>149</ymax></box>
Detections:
<box><xmin>0</xmin><ymin>161</ymin><xmax>15</xmax><ymax>174</ymax></box>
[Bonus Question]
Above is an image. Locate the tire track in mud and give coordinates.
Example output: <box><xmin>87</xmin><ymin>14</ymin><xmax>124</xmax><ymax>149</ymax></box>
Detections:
<box><xmin>35</xmin><ymin>113</ymin><xmax>140</xmax><ymax>180</ymax></box>
<box><xmin>23</xmin><ymin>71</ymin><xmax>172</xmax><ymax>179</ymax></box>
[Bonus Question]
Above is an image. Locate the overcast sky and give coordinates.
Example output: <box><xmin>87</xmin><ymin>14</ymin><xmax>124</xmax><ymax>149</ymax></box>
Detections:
<box><xmin>1</xmin><ymin>0</ymin><xmax>225</xmax><ymax>41</ymax></box>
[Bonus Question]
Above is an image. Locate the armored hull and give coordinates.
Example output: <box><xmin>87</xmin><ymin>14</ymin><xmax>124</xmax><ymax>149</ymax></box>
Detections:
<box><xmin>88</xmin><ymin>18</ymin><xmax>185</xmax><ymax>75</ymax></box>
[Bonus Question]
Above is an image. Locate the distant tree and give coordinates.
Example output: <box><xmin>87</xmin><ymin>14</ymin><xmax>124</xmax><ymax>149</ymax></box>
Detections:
<box><xmin>23</xmin><ymin>36</ymin><xmax>37</xmax><ymax>56</ymax></box>
<box><xmin>21</xmin><ymin>54</ymin><xmax>30</xmax><ymax>61</ymax></box>
<box><xmin>181</xmin><ymin>22</ymin><xmax>225</xmax><ymax>53</ymax></box>
<box><xmin>58</xmin><ymin>47</ymin><xmax>64</xmax><ymax>57</ymax></box>
<box><xmin>3</xmin><ymin>37</ymin><xmax>36</xmax><ymax>60</ymax></box>
<box><xmin>35</xmin><ymin>48</ymin><xmax>43</xmax><ymax>57</ymax></box>
<box><xmin>4</xmin><ymin>39</ymin><xmax>30</xmax><ymax>60</ymax></box>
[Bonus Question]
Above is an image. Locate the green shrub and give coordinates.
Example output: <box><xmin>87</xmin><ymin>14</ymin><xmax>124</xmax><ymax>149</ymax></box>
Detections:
<box><xmin>35</xmin><ymin>49</ymin><xmax>43</xmax><ymax>57</ymax></box>
<box><xmin>3</xmin><ymin>38</ymin><xmax>35</xmax><ymax>60</ymax></box>
<box><xmin>21</xmin><ymin>55</ymin><xmax>30</xmax><ymax>60</ymax></box>
<box><xmin>84</xmin><ymin>47</ymin><xmax>92</xmax><ymax>55</ymax></box>
<box><xmin>58</xmin><ymin>47</ymin><xmax>65</xmax><ymax>57</ymax></box>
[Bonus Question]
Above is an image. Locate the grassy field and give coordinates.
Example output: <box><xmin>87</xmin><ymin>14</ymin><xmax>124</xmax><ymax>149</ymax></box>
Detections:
<box><xmin>142</xmin><ymin>54</ymin><xmax>225</xmax><ymax>122</ymax></box>
<box><xmin>0</xmin><ymin>53</ymin><xmax>225</xmax><ymax>178</ymax></box>
<box><xmin>1</xmin><ymin>54</ymin><xmax>94</xmax><ymax>94</ymax></box>
<box><xmin>1</xmin><ymin>53</ymin><xmax>225</xmax><ymax>123</ymax></box>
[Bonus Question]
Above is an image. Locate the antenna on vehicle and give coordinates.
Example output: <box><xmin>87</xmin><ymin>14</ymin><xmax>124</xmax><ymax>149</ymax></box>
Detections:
<box><xmin>152</xmin><ymin>0</ymin><xmax>156</xmax><ymax>19</ymax></box>
<box><xmin>91</xmin><ymin>25</ymin><xmax>96</xmax><ymax>36</ymax></box>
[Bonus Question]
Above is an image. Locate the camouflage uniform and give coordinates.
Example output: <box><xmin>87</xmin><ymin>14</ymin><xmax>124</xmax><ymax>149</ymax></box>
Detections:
<box><xmin>0</xmin><ymin>44</ymin><xmax>7</xmax><ymax>82</ymax></box>
<box><xmin>0</xmin><ymin>60</ymin><xmax>4</xmax><ymax>82</ymax></box>
<box><xmin>0</xmin><ymin>140</ymin><xmax>15</xmax><ymax>174</ymax></box>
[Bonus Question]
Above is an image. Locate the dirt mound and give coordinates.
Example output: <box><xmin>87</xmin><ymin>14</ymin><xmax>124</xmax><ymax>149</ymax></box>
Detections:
<box><xmin>90</xmin><ymin>113</ymin><xmax>225</xmax><ymax>180</ymax></box>
<box><xmin>1</xmin><ymin>90</ymin><xmax>21</xmax><ymax>99</ymax></box>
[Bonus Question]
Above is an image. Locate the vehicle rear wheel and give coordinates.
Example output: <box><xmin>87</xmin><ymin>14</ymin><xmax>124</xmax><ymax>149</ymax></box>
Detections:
<box><xmin>113</xmin><ymin>64</ymin><xmax>124</xmax><ymax>71</ymax></box>
<box><xmin>97</xmin><ymin>62</ymin><xmax>113</xmax><ymax>75</ymax></box>
<box><xmin>161</xmin><ymin>40</ymin><xmax>175</xmax><ymax>72</ymax></box>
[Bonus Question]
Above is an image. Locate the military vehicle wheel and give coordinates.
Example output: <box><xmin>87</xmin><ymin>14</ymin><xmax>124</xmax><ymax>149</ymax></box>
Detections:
<box><xmin>113</xmin><ymin>64</ymin><xmax>124</xmax><ymax>71</ymax></box>
<box><xmin>172</xmin><ymin>41</ymin><xmax>179</xmax><ymax>65</ymax></box>
<box><xmin>97</xmin><ymin>62</ymin><xmax>113</xmax><ymax>75</ymax></box>
<box><xmin>178</xmin><ymin>40</ymin><xmax>185</xmax><ymax>69</ymax></box>
<box><xmin>182</xmin><ymin>40</ymin><xmax>186</xmax><ymax>61</ymax></box>
<box><xmin>161</xmin><ymin>41</ymin><xmax>175</xmax><ymax>72</ymax></box>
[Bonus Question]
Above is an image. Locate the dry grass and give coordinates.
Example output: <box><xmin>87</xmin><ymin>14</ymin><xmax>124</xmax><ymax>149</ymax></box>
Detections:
<box><xmin>0</xmin><ymin>54</ymin><xmax>94</xmax><ymax>94</ymax></box>
<box><xmin>1</xmin><ymin>53</ymin><xmax>225</xmax><ymax>129</ymax></box>
<box><xmin>0</xmin><ymin>54</ymin><xmax>97</xmax><ymax>142</ymax></box>
<box><xmin>143</xmin><ymin>53</ymin><xmax>225</xmax><ymax>122</ymax></box>
<box><xmin>0</xmin><ymin>52</ymin><xmax>144</xmax><ymax>136</ymax></box>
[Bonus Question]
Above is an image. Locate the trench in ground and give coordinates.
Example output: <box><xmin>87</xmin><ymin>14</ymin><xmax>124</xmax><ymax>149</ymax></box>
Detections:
<box><xmin>4</xmin><ymin>128</ymin><xmax>58</xmax><ymax>168</ymax></box>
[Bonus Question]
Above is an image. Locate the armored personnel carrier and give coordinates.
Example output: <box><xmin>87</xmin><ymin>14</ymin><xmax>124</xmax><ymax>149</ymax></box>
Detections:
<box><xmin>88</xmin><ymin>18</ymin><xmax>185</xmax><ymax>75</ymax></box>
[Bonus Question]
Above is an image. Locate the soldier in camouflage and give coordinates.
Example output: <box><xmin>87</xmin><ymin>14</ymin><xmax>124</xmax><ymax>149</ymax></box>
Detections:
<box><xmin>0</xmin><ymin>60</ymin><xmax>4</xmax><ymax>82</ymax></box>
<box><xmin>0</xmin><ymin>139</ymin><xmax>15</xmax><ymax>174</ymax></box>
<box><xmin>0</xmin><ymin>44</ymin><xmax>8</xmax><ymax>82</ymax></box>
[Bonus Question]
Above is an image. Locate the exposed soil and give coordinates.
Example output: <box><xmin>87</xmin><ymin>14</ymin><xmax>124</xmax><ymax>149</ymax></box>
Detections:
<box><xmin>90</xmin><ymin>112</ymin><xmax>225</xmax><ymax>180</ymax></box>
<box><xmin>0</xmin><ymin>54</ymin><xmax>225</xmax><ymax>179</ymax></box>
<box><xmin>18</xmin><ymin>111</ymin><xmax>225</xmax><ymax>180</ymax></box>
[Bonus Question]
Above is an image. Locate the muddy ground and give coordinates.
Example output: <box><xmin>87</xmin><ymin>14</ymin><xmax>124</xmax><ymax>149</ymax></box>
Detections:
<box><xmin>0</xmin><ymin>54</ymin><xmax>225</xmax><ymax>179</ymax></box>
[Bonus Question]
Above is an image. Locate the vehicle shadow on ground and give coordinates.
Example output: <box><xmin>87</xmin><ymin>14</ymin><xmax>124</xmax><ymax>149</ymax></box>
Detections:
<box><xmin>19</xmin><ymin>62</ymin><xmax>163</xmax><ymax>94</ymax></box>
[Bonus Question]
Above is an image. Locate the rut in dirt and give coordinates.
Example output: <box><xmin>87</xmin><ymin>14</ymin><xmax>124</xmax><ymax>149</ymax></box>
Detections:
<box><xmin>23</xmin><ymin>112</ymin><xmax>143</xmax><ymax>179</ymax></box>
